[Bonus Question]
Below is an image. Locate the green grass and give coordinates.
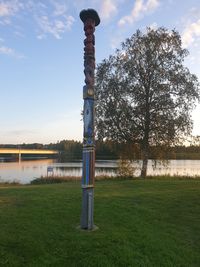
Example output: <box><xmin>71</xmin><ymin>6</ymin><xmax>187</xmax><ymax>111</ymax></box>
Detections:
<box><xmin>0</xmin><ymin>179</ymin><xmax>200</xmax><ymax>267</ymax></box>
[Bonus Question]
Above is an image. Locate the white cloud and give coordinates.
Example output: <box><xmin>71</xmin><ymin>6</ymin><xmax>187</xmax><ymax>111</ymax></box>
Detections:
<box><xmin>52</xmin><ymin>2</ymin><xmax>68</xmax><ymax>17</ymax></box>
<box><xmin>37</xmin><ymin>34</ymin><xmax>45</xmax><ymax>40</ymax></box>
<box><xmin>146</xmin><ymin>0</ymin><xmax>159</xmax><ymax>10</ymax></box>
<box><xmin>0</xmin><ymin>1</ymin><xmax>75</xmax><ymax>39</ymax></box>
<box><xmin>0</xmin><ymin>37</ymin><xmax>24</xmax><ymax>58</ymax></box>
<box><xmin>100</xmin><ymin>0</ymin><xmax>118</xmax><ymax>20</ymax></box>
<box><xmin>0</xmin><ymin>0</ymin><xmax>24</xmax><ymax>25</ymax></box>
<box><xmin>118</xmin><ymin>0</ymin><xmax>160</xmax><ymax>26</ymax></box>
<box><xmin>0</xmin><ymin>45</ymin><xmax>14</xmax><ymax>54</ymax></box>
<box><xmin>182</xmin><ymin>19</ymin><xmax>200</xmax><ymax>48</ymax></box>
<box><xmin>0</xmin><ymin>2</ymin><xmax>15</xmax><ymax>16</ymax></box>
<box><xmin>110</xmin><ymin>36</ymin><xmax>121</xmax><ymax>49</ymax></box>
<box><xmin>149</xmin><ymin>22</ymin><xmax>158</xmax><ymax>30</ymax></box>
<box><xmin>30</xmin><ymin>1</ymin><xmax>75</xmax><ymax>39</ymax></box>
<box><xmin>36</xmin><ymin>15</ymin><xmax>75</xmax><ymax>39</ymax></box>
<box><xmin>0</xmin><ymin>44</ymin><xmax>24</xmax><ymax>58</ymax></box>
<box><xmin>0</xmin><ymin>0</ymin><xmax>23</xmax><ymax>17</ymax></box>
<box><xmin>110</xmin><ymin>32</ymin><xmax>126</xmax><ymax>49</ymax></box>
<box><xmin>0</xmin><ymin>2</ymin><xmax>11</xmax><ymax>16</ymax></box>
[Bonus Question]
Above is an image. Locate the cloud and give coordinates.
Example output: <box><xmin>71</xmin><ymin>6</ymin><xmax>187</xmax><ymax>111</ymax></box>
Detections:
<box><xmin>36</xmin><ymin>15</ymin><xmax>75</xmax><ymax>39</ymax></box>
<box><xmin>52</xmin><ymin>1</ymin><xmax>68</xmax><ymax>17</ymax></box>
<box><xmin>0</xmin><ymin>0</ymin><xmax>23</xmax><ymax>24</ymax></box>
<box><xmin>118</xmin><ymin>0</ymin><xmax>160</xmax><ymax>27</ymax></box>
<box><xmin>99</xmin><ymin>0</ymin><xmax>118</xmax><ymax>21</ymax></box>
<box><xmin>110</xmin><ymin>32</ymin><xmax>126</xmax><ymax>49</ymax></box>
<box><xmin>0</xmin><ymin>45</ymin><xmax>14</xmax><ymax>54</ymax></box>
<box><xmin>29</xmin><ymin>1</ymin><xmax>75</xmax><ymax>39</ymax></box>
<box><xmin>149</xmin><ymin>22</ymin><xmax>158</xmax><ymax>30</ymax></box>
<box><xmin>0</xmin><ymin>2</ymin><xmax>12</xmax><ymax>16</ymax></box>
<box><xmin>0</xmin><ymin>1</ymin><xmax>20</xmax><ymax>16</ymax></box>
<box><xmin>0</xmin><ymin>44</ymin><xmax>24</xmax><ymax>58</ymax></box>
<box><xmin>0</xmin><ymin>1</ymin><xmax>75</xmax><ymax>39</ymax></box>
<box><xmin>182</xmin><ymin>19</ymin><xmax>200</xmax><ymax>48</ymax></box>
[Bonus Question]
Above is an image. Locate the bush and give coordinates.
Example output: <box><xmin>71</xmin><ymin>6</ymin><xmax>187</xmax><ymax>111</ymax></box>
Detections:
<box><xmin>30</xmin><ymin>176</ymin><xmax>80</xmax><ymax>185</ymax></box>
<box><xmin>117</xmin><ymin>159</ymin><xmax>136</xmax><ymax>178</ymax></box>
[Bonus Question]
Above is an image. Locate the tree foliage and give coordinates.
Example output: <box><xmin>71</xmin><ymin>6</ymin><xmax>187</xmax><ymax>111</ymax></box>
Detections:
<box><xmin>95</xmin><ymin>27</ymin><xmax>200</xmax><ymax>177</ymax></box>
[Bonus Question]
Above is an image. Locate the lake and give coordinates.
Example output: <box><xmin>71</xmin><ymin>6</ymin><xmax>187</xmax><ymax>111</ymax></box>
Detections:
<box><xmin>0</xmin><ymin>159</ymin><xmax>200</xmax><ymax>184</ymax></box>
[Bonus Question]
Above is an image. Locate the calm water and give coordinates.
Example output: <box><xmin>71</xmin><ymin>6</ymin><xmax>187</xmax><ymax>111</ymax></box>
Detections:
<box><xmin>0</xmin><ymin>159</ymin><xmax>200</xmax><ymax>184</ymax></box>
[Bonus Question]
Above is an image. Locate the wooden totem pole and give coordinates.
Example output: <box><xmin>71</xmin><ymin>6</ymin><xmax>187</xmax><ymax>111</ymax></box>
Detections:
<box><xmin>80</xmin><ymin>9</ymin><xmax>100</xmax><ymax>230</ymax></box>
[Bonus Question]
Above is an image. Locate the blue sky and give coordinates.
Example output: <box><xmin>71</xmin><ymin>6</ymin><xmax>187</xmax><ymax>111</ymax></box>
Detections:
<box><xmin>0</xmin><ymin>0</ymin><xmax>200</xmax><ymax>144</ymax></box>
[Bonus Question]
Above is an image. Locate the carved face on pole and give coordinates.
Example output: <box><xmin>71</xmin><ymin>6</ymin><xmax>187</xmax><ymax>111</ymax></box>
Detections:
<box><xmin>84</xmin><ymin>19</ymin><xmax>95</xmax><ymax>36</ymax></box>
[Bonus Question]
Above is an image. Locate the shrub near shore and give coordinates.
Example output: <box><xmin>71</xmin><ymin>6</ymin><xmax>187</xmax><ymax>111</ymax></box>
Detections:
<box><xmin>29</xmin><ymin>174</ymin><xmax>200</xmax><ymax>185</ymax></box>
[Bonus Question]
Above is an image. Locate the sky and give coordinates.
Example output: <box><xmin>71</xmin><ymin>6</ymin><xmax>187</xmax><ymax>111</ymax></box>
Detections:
<box><xmin>0</xmin><ymin>0</ymin><xmax>200</xmax><ymax>144</ymax></box>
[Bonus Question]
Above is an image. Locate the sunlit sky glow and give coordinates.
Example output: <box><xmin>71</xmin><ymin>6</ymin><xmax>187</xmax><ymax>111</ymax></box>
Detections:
<box><xmin>1</xmin><ymin>0</ymin><xmax>200</xmax><ymax>144</ymax></box>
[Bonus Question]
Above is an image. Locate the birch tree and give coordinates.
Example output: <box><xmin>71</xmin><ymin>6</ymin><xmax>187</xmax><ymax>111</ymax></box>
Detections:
<box><xmin>95</xmin><ymin>27</ymin><xmax>200</xmax><ymax>177</ymax></box>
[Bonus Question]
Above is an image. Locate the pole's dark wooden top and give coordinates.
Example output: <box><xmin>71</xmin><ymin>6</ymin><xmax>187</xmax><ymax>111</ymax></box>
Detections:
<box><xmin>80</xmin><ymin>9</ymin><xmax>100</xmax><ymax>26</ymax></box>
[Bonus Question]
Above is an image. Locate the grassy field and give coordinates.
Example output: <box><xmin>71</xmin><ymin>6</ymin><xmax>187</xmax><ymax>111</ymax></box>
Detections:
<box><xmin>0</xmin><ymin>179</ymin><xmax>200</xmax><ymax>267</ymax></box>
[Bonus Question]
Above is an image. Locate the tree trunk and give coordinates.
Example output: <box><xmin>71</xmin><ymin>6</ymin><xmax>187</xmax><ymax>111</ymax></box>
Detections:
<box><xmin>140</xmin><ymin>126</ymin><xmax>150</xmax><ymax>178</ymax></box>
<box><xmin>141</xmin><ymin>152</ymin><xmax>148</xmax><ymax>177</ymax></box>
<box><xmin>141</xmin><ymin>83</ymin><xmax>150</xmax><ymax>178</ymax></box>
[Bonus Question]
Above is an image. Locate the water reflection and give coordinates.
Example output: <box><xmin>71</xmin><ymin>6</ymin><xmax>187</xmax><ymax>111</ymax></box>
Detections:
<box><xmin>0</xmin><ymin>159</ymin><xmax>200</xmax><ymax>184</ymax></box>
<box><xmin>0</xmin><ymin>159</ymin><xmax>117</xmax><ymax>184</ymax></box>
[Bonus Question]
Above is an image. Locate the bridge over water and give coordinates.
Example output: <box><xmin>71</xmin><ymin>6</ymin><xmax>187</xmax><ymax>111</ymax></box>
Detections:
<box><xmin>0</xmin><ymin>148</ymin><xmax>59</xmax><ymax>161</ymax></box>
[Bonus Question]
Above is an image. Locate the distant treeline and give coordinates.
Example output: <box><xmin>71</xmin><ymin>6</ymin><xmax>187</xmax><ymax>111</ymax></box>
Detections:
<box><xmin>1</xmin><ymin>140</ymin><xmax>200</xmax><ymax>160</ymax></box>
